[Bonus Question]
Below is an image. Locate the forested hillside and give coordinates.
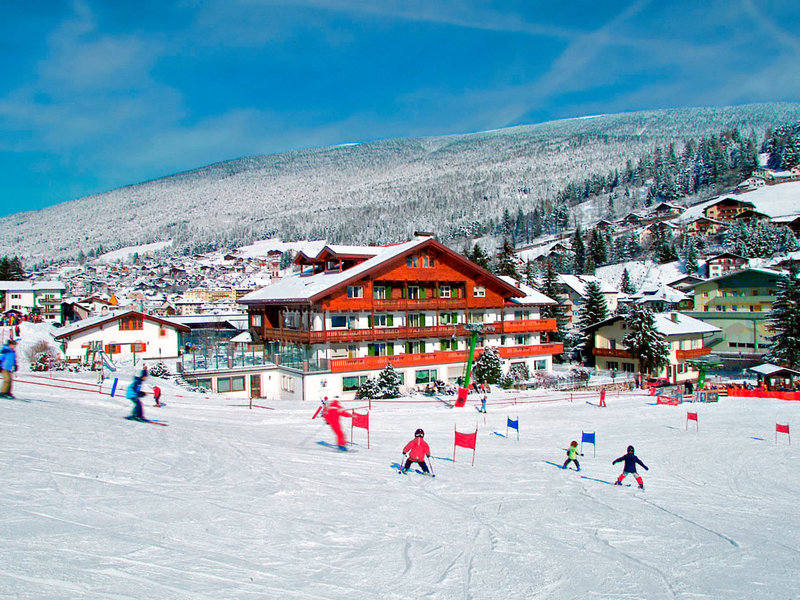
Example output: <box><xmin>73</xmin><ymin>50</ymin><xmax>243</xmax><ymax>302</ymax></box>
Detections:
<box><xmin>3</xmin><ymin>103</ymin><xmax>800</xmax><ymax>264</ymax></box>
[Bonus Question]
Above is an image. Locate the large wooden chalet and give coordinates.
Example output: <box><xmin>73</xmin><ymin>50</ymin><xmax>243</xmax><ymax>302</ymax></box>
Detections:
<box><xmin>238</xmin><ymin>234</ymin><xmax>562</xmax><ymax>400</ymax></box>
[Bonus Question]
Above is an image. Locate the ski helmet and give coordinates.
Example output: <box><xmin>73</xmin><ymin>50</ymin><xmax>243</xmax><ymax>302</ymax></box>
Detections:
<box><xmin>415</xmin><ymin>428</ymin><xmax>425</xmax><ymax>437</ymax></box>
<box><xmin>627</xmin><ymin>445</ymin><xmax>635</xmax><ymax>453</ymax></box>
<box><xmin>571</xmin><ymin>441</ymin><xmax>578</xmax><ymax>446</ymax></box>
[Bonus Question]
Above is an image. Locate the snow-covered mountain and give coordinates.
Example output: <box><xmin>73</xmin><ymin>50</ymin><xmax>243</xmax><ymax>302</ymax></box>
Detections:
<box><xmin>4</xmin><ymin>103</ymin><xmax>800</xmax><ymax>264</ymax></box>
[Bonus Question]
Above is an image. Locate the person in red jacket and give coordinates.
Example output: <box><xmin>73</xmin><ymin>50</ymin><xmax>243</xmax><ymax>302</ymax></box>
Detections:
<box><xmin>323</xmin><ymin>398</ymin><xmax>349</xmax><ymax>450</ymax></box>
<box><xmin>402</xmin><ymin>428</ymin><xmax>432</xmax><ymax>473</ymax></box>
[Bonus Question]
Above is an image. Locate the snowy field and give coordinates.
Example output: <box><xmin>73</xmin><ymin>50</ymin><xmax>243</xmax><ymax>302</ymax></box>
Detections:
<box><xmin>1</xmin><ymin>372</ymin><xmax>799</xmax><ymax>599</ymax></box>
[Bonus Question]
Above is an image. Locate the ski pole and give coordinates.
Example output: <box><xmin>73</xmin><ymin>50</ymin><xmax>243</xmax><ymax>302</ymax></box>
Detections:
<box><xmin>427</xmin><ymin>455</ymin><xmax>435</xmax><ymax>476</ymax></box>
<box><xmin>400</xmin><ymin>454</ymin><xmax>407</xmax><ymax>472</ymax></box>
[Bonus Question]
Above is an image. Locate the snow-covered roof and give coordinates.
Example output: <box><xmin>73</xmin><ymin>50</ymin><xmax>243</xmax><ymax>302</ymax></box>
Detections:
<box><xmin>653</xmin><ymin>312</ymin><xmax>720</xmax><ymax>336</ymax></box>
<box><xmin>635</xmin><ymin>284</ymin><xmax>689</xmax><ymax>304</ymax></box>
<box><xmin>0</xmin><ymin>280</ymin><xmax>66</xmax><ymax>292</ymax></box>
<box><xmin>168</xmin><ymin>314</ymin><xmax>248</xmax><ymax>329</ymax></box>
<box><xmin>558</xmin><ymin>274</ymin><xmax>617</xmax><ymax>297</ymax></box>
<box><xmin>240</xmin><ymin>238</ymin><xmax>428</xmax><ymax>303</ymax></box>
<box><xmin>54</xmin><ymin>310</ymin><xmax>190</xmax><ymax>339</ymax></box>
<box><xmin>771</xmin><ymin>213</ymin><xmax>800</xmax><ymax>224</ymax></box>
<box><xmin>497</xmin><ymin>276</ymin><xmax>557</xmax><ymax>305</ymax></box>
<box><xmin>680</xmin><ymin>181</ymin><xmax>800</xmax><ymax>223</ymax></box>
<box><xmin>692</xmin><ymin>267</ymin><xmax>784</xmax><ymax>287</ymax></box>
<box><xmin>230</xmin><ymin>331</ymin><xmax>253</xmax><ymax>343</ymax></box>
<box><xmin>749</xmin><ymin>363</ymin><xmax>800</xmax><ymax>377</ymax></box>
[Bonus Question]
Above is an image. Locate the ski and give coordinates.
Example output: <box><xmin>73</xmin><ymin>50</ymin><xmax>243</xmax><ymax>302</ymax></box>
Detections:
<box><xmin>397</xmin><ymin>467</ymin><xmax>435</xmax><ymax>477</ymax></box>
<box><xmin>316</xmin><ymin>441</ymin><xmax>353</xmax><ymax>452</ymax></box>
<box><xmin>125</xmin><ymin>416</ymin><xmax>168</xmax><ymax>426</ymax></box>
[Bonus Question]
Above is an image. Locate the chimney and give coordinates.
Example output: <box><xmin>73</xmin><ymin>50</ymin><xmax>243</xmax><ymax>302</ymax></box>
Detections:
<box><xmin>670</xmin><ymin>312</ymin><xmax>679</xmax><ymax>323</ymax></box>
<box><xmin>413</xmin><ymin>231</ymin><xmax>435</xmax><ymax>238</ymax></box>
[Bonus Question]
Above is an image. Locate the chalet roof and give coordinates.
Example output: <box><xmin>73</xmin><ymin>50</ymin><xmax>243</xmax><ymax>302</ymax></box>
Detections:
<box><xmin>558</xmin><ymin>274</ymin><xmax>617</xmax><ymax>297</ymax></box>
<box><xmin>690</xmin><ymin>267</ymin><xmax>784</xmax><ymax>288</ymax></box>
<box><xmin>240</xmin><ymin>236</ymin><xmax>525</xmax><ymax>305</ymax></box>
<box><xmin>705</xmin><ymin>252</ymin><xmax>747</xmax><ymax>262</ymax></box>
<box><xmin>497</xmin><ymin>276</ymin><xmax>557</xmax><ymax>306</ymax></box>
<box><xmin>170</xmin><ymin>314</ymin><xmax>248</xmax><ymax>330</ymax></box>
<box><xmin>771</xmin><ymin>213</ymin><xmax>800</xmax><ymax>224</ymax></box>
<box><xmin>54</xmin><ymin>310</ymin><xmax>190</xmax><ymax>340</ymax></box>
<box><xmin>686</xmin><ymin>215</ymin><xmax>725</xmax><ymax>225</ymax></box>
<box><xmin>749</xmin><ymin>363</ymin><xmax>800</xmax><ymax>377</ymax></box>
<box><xmin>0</xmin><ymin>281</ymin><xmax>66</xmax><ymax>292</ymax></box>
<box><xmin>706</xmin><ymin>196</ymin><xmax>756</xmax><ymax>209</ymax></box>
<box><xmin>583</xmin><ymin>311</ymin><xmax>720</xmax><ymax>337</ymax></box>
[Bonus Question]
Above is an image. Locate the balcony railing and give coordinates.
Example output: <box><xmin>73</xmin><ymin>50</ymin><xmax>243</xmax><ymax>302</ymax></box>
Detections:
<box><xmin>676</xmin><ymin>346</ymin><xmax>712</xmax><ymax>360</ymax></box>
<box><xmin>329</xmin><ymin>343</ymin><xmax>564</xmax><ymax>373</ymax></box>
<box><xmin>592</xmin><ymin>347</ymin><xmax>633</xmax><ymax>358</ymax></box>
<box><xmin>260</xmin><ymin>319</ymin><xmax>557</xmax><ymax>344</ymax></box>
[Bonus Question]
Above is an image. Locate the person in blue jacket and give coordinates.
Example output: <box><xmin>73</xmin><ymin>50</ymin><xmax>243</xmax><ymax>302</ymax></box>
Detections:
<box><xmin>613</xmin><ymin>445</ymin><xmax>648</xmax><ymax>489</ymax></box>
<box><xmin>0</xmin><ymin>338</ymin><xmax>18</xmax><ymax>399</ymax></box>
<box><xmin>126</xmin><ymin>369</ymin><xmax>148</xmax><ymax>420</ymax></box>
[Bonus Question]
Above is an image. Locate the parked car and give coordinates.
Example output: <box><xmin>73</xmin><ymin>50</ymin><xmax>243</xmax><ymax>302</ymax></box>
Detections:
<box><xmin>646</xmin><ymin>377</ymin><xmax>671</xmax><ymax>388</ymax></box>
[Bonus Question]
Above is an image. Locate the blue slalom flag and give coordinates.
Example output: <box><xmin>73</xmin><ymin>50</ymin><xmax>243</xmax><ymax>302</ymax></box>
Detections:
<box><xmin>506</xmin><ymin>417</ymin><xmax>519</xmax><ymax>440</ymax></box>
<box><xmin>581</xmin><ymin>431</ymin><xmax>596</xmax><ymax>457</ymax></box>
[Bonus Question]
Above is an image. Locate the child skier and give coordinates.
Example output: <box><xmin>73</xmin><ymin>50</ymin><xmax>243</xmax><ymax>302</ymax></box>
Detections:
<box><xmin>323</xmin><ymin>399</ymin><xmax>349</xmax><ymax>450</ymax></box>
<box><xmin>125</xmin><ymin>370</ymin><xmax>148</xmax><ymax>421</ymax></box>
<box><xmin>612</xmin><ymin>445</ymin><xmax>648</xmax><ymax>489</ymax></box>
<box><xmin>153</xmin><ymin>385</ymin><xmax>163</xmax><ymax>407</ymax></box>
<box><xmin>478</xmin><ymin>395</ymin><xmax>487</xmax><ymax>413</ymax></box>
<box><xmin>562</xmin><ymin>440</ymin><xmax>582</xmax><ymax>471</ymax></box>
<box><xmin>402</xmin><ymin>429</ymin><xmax>432</xmax><ymax>474</ymax></box>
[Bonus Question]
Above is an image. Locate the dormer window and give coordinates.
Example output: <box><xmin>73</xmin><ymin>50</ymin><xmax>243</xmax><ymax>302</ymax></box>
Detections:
<box><xmin>347</xmin><ymin>286</ymin><xmax>363</xmax><ymax>299</ymax></box>
<box><xmin>473</xmin><ymin>286</ymin><xmax>486</xmax><ymax>298</ymax></box>
<box><xmin>120</xmin><ymin>315</ymin><xmax>143</xmax><ymax>330</ymax></box>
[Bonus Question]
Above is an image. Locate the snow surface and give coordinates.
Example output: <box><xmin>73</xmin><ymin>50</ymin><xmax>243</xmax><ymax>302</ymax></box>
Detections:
<box><xmin>96</xmin><ymin>240</ymin><xmax>174</xmax><ymax>263</ymax></box>
<box><xmin>2</xmin><ymin>352</ymin><xmax>800</xmax><ymax>598</ymax></box>
<box><xmin>680</xmin><ymin>180</ymin><xmax>800</xmax><ymax>222</ymax></box>
<box><xmin>595</xmin><ymin>260</ymin><xmax>687</xmax><ymax>292</ymax></box>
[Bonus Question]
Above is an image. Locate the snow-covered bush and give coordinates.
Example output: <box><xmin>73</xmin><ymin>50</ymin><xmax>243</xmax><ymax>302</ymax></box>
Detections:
<box><xmin>148</xmin><ymin>362</ymin><xmax>170</xmax><ymax>378</ymax></box>
<box><xmin>27</xmin><ymin>340</ymin><xmax>60</xmax><ymax>372</ymax></box>
<box><xmin>472</xmin><ymin>347</ymin><xmax>502</xmax><ymax>384</ymax></box>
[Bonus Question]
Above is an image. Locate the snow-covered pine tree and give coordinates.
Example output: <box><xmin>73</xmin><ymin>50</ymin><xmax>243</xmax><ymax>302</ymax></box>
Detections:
<box><xmin>620</xmin><ymin>267</ymin><xmax>636</xmax><ymax>294</ymax></box>
<box><xmin>356</xmin><ymin>377</ymin><xmax>383</xmax><ymax>400</ymax></box>
<box><xmin>623</xmin><ymin>305</ymin><xmax>670</xmax><ymax>379</ymax></box>
<box><xmin>469</xmin><ymin>243</ymin><xmax>491</xmax><ymax>270</ymax></box>
<box><xmin>765</xmin><ymin>268</ymin><xmax>800</xmax><ymax>369</ymax></box>
<box><xmin>537</xmin><ymin>260</ymin><xmax>568</xmax><ymax>347</ymax></box>
<box><xmin>572</xmin><ymin>226</ymin><xmax>586</xmax><ymax>274</ymax></box>
<box><xmin>472</xmin><ymin>346</ymin><xmax>502</xmax><ymax>385</ymax></box>
<box><xmin>495</xmin><ymin>238</ymin><xmax>520</xmax><ymax>278</ymax></box>
<box><xmin>577</xmin><ymin>280</ymin><xmax>609</xmax><ymax>363</ymax></box>
<box><xmin>685</xmin><ymin>243</ymin><xmax>699</xmax><ymax>275</ymax></box>
<box><xmin>376</xmin><ymin>364</ymin><xmax>404</xmax><ymax>398</ymax></box>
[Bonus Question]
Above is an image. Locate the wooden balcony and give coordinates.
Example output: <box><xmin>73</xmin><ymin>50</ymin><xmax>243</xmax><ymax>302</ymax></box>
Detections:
<box><xmin>260</xmin><ymin>318</ymin><xmax>557</xmax><ymax>344</ymax></box>
<box><xmin>592</xmin><ymin>347</ymin><xmax>633</xmax><ymax>358</ymax></box>
<box><xmin>676</xmin><ymin>346</ymin><xmax>712</xmax><ymax>360</ymax></box>
<box><xmin>329</xmin><ymin>343</ymin><xmax>564</xmax><ymax>373</ymax></box>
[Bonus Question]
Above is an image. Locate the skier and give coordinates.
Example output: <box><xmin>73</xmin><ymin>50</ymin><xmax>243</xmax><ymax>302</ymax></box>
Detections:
<box><xmin>0</xmin><ymin>338</ymin><xmax>18</xmax><ymax>399</ymax></box>
<box><xmin>612</xmin><ymin>445</ymin><xmax>648</xmax><ymax>489</ymax></box>
<box><xmin>125</xmin><ymin>369</ymin><xmax>148</xmax><ymax>421</ymax></box>
<box><xmin>401</xmin><ymin>429</ymin><xmax>432</xmax><ymax>474</ymax></box>
<box><xmin>562</xmin><ymin>440</ymin><xmax>582</xmax><ymax>471</ymax></box>
<box><xmin>153</xmin><ymin>385</ymin><xmax>163</xmax><ymax>407</ymax></box>
<box><xmin>323</xmin><ymin>398</ymin><xmax>349</xmax><ymax>450</ymax></box>
<box><xmin>478</xmin><ymin>395</ymin><xmax>487</xmax><ymax>413</ymax></box>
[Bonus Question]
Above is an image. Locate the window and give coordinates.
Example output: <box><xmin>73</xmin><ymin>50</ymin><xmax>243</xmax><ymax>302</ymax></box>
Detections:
<box><xmin>120</xmin><ymin>315</ymin><xmax>143</xmax><ymax>330</ymax></box>
<box><xmin>217</xmin><ymin>376</ymin><xmax>245</xmax><ymax>393</ymax></box>
<box><xmin>609</xmin><ymin>339</ymin><xmax>617</xmax><ymax>349</ymax></box>
<box><xmin>373</xmin><ymin>286</ymin><xmax>386</xmax><ymax>300</ymax></box>
<box><xmin>331</xmin><ymin>315</ymin><xmax>356</xmax><ymax>328</ymax></box>
<box><xmin>440</xmin><ymin>338</ymin><xmax>457</xmax><ymax>351</ymax></box>
<box><xmin>347</xmin><ymin>286</ymin><xmax>363</xmax><ymax>299</ymax></box>
<box><xmin>251</xmin><ymin>314</ymin><xmax>262</xmax><ymax>327</ymax></box>
<box><xmin>407</xmin><ymin>313</ymin><xmax>426</xmax><ymax>327</ymax></box>
<box><xmin>408</xmin><ymin>286</ymin><xmax>420</xmax><ymax>299</ymax></box>
<box><xmin>415</xmin><ymin>369</ymin><xmax>437</xmax><ymax>384</ymax></box>
<box><xmin>283</xmin><ymin>312</ymin><xmax>300</xmax><ymax>329</ymax></box>
<box><xmin>607</xmin><ymin>361</ymin><xmax>619</xmax><ymax>370</ymax></box>
<box><xmin>406</xmin><ymin>255</ymin><xmax>419</xmax><ymax>267</ymax></box>
<box><xmin>534</xmin><ymin>360</ymin><xmax>547</xmax><ymax>371</ymax></box>
<box><xmin>440</xmin><ymin>312</ymin><xmax>459</xmax><ymax>325</ymax></box>
<box><xmin>622</xmin><ymin>363</ymin><xmax>635</xmax><ymax>373</ymax></box>
<box><xmin>439</xmin><ymin>285</ymin><xmax>451</xmax><ymax>298</ymax></box>
<box><xmin>422</xmin><ymin>255</ymin><xmax>434</xmax><ymax>268</ymax></box>
<box><xmin>468</xmin><ymin>312</ymin><xmax>484</xmax><ymax>324</ymax></box>
<box><xmin>514</xmin><ymin>310</ymin><xmax>530</xmax><ymax>320</ymax></box>
<box><xmin>192</xmin><ymin>378</ymin><xmax>212</xmax><ymax>390</ymax></box>
<box><xmin>281</xmin><ymin>376</ymin><xmax>295</xmax><ymax>393</ymax></box>
<box><xmin>405</xmin><ymin>341</ymin><xmax>426</xmax><ymax>354</ymax></box>
<box><xmin>368</xmin><ymin>342</ymin><xmax>393</xmax><ymax>356</ymax></box>
<box><xmin>131</xmin><ymin>343</ymin><xmax>147</xmax><ymax>353</ymax></box>
<box><xmin>343</xmin><ymin>375</ymin><xmax>369</xmax><ymax>391</ymax></box>
<box><xmin>370</xmin><ymin>314</ymin><xmax>394</xmax><ymax>327</ymax></box>
<box><xmin>473</xmin><ymin>286</ymin><xmax>486</xmax><ymax>298</ymax></box>
<box><xmin>104</xmin><ymin>344</ymin><xmax>121</xmax><ymax>354</ymax></box>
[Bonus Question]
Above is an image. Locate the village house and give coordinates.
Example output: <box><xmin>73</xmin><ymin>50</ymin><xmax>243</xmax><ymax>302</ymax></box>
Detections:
<box><xmin>705</xmin><ymin>252</ymin><xmax>748</xmax><ymax>279</ymax></box>
<box><xmin>650</xmin><ymin>201</ymin><xmax>685</xmax><ymax>219</ymax></box>
<box><xmin>182</xmin><ymin>235</ymin><xmax>563</xmax><ymax>400</ymax></box>
<box><xmin>54</xmin><ymin>310</ymin><xmax>190</xmax><ymax>365</ymax></box>
<box><xmin>703</xmin><ymin>197</ymin><xmax>756</xmax><ymax>221</ymax></box>
<box><xmin>685</xmin><ymin>268</ymin><xmax>784</xmax><ymax>365</ymax></box>
<box><xmin>556</xmin><ymin>274</ymin><xmax>619</xmax><ymax>332</ymax></box>
<box><xmin>586</xmin><ymin>312</ymin><xmax>720</xmax><ymax>384</ymax></box>
<box><xmin>0</xmin><ymin>280</ymin><xmax>66</xmax><ymax>323</ymax></box>
<box><xmin>685</xmin><ymin>216</ymin><xmax>727</xmax><ymax>237</ymax></box>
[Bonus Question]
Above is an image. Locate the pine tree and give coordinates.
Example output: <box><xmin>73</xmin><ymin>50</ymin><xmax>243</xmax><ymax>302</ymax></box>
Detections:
<box><xmin>577</xmin><ymin>280</ymin><xmax>609</xmax><ymax>363</ymax></box>
<box><xmin>588</xmin><ymin>229</ymin><xmax>608</xmax><ymax>267</ymax></box>
<box><xmin>765</xmin><ymin>268</ymin><xmax>800</xmax><ymax>369</ymax></box>
<box><xmin>620</xmin><ymin>268</ymin><xmax>636</xmax><ymax>294</ymax></box>
<box><xmin>685</xmin><ymin>243</ymin><xmax>699</xmax><ymax>275</ymax></box>
<box><xmin>572</xmin><ymin>226</ymin><xmax>586</xmax><ymax>273</ymax></box>
<box><xmin>377</xmin><ymin>364</ymin><xmax>404</xmax><ymax>398</ymax></box>
<box><xmin>623</xmin><ymin>305</ymin><xmax>670</xmax><ymax>379</ymax></box>
<box><xmin>469</xmin><ymin>243</ymin><xmax>491</xmax><ymax>270</ymax></box>
<box><xmin>472</xmin><ymin>347</ymin><xmax>503</xmax><ymax>384</ymax></box>
<box><xmin>538</xmin><ymin>260</ymin><xmax>568</xmax><ymax>344</ymax></box>
<box><xmin>495</xmin><ymin>238</ymin><xmax>520</xmax><ymax>278</ymax></box>
<box><xmin>356</xmin><ymin>377</ymin><xmax>382</xmax><ymax>400</ymax></box>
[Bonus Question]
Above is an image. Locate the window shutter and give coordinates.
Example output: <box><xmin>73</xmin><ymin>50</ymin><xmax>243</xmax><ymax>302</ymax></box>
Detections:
<box><xmin>421</xmin><ymin>314</ymin><xmax>427</xmax><ymax>326</ymax></box>
<box><xmin>440</xmin><ymin>340</ymin><xmax>447</xmax><ymax>351</ymax></box>
<box><xmin>421</xmin><ymin>287</ymin><xmax>427</xmax><ymax>299</ymax></box>
<box><xmin>388</xmin><ymin>342</ymin><xmax>394</xmax><ymax>355</ymax></box>
<box><xmin>386</xmin><ymin>285</ymin><xmax>392</xmax><ymax>298</ymax></box>
<box><xmin>368</xmin><ymin>315</ymin><xmax>374</xmax><ymax>328</ymax></box>
<box><xmin>401</xmin><ymin>287</ymin><xmax>407</xmax><ymax>299</ymax></box>
<box><xmin>405</xmin><ymin>342</ymin><xmax>412</xmax><ymax>354</ymax></box>
<box><xmin>421</xmin><ymin>341</ymin><xmax>426</xmax><ymax>353</ymax></box>
<box><xmin>387</xmin><ymin>314</ymin><xmax>394</xmax><ymax>326</ymax></box>
<box><xmin>368</xmin><ymin>344</ymin><xmax>376</xmax><ymax>357</ymax></box>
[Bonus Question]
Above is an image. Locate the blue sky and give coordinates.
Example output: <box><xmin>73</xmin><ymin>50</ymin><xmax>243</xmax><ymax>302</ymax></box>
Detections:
<box><xmin>1</xmin><ymin>0</ymin><xmax>799</xmax><ymax>218</ymax></box>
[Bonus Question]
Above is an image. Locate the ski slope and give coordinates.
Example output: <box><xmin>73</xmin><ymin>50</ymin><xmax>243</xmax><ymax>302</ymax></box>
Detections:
<box><xmin>1</xmin><ymin>373</ymin><xmax>798</xmax><ymax>599</ymax></box>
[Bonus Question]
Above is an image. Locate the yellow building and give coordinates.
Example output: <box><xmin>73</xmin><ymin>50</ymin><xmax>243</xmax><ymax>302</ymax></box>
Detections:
<box><xmin>589</xmin><ymin>312</ymin><xmax>720</xmax><ymax>383</ymax></box>
<box><xmin>686</xmin><ymin>268</ymin><xmax>783</xmax><ymax>361</ymax></box>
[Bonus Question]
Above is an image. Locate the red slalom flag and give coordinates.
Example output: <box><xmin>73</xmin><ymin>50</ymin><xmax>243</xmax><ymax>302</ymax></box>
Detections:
<box><xmin>350</xmin><ymin>411</ymin><xmax>370</xmax><ymax>449</ymax></box>
<box><xmin>454</xmin><ymin>426</ymin><xmax>478</xmax><ymax>465</ymax></box>
<box><xmin>686</xmin><ymin>411</ymin><xmax>698</xmax><ymax>431</ymax></box>
<box><xmin>776</xmin><ymin>423</ymin><xmax>790</xmax><ymax>445</ymax></box>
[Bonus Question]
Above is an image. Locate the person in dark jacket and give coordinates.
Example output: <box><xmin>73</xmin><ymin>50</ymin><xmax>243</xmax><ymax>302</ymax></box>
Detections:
<box><xmin>612</xmin><ymin>445</ymin><xmax>648</xmax><ymax>489</ymax></box>
<box><xmin>125</xmin><ymin>370</ymin><xmax>148</xmax><ymax>420</ymax></box>
<box><xmin>0</xmin><ymin>338</ymin><xmax>18</xmax><ymax>399</ymax></box>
